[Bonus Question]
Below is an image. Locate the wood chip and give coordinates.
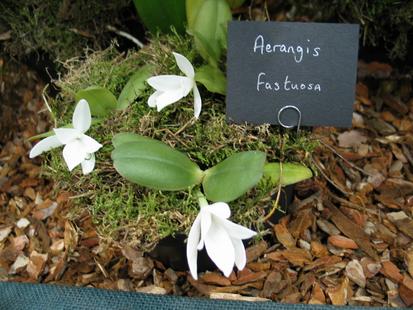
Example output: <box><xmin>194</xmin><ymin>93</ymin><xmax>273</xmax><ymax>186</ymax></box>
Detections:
<box><xmin>16</xmin><ymin>218</ymin><xmax>30</xmax><ymax>229</ymax></box>
<box><xmin>380</xmin><ymin>261</ymin><xmax>403</xmax><ymax>283</ymax></box>
<box><xmin>324</xmin><ymin>200</ymin><xmax>378</xmax><ymax>260</ymax></box>
<box><xmin>280</xmin><ymin>248</ymin><xmax>312</xmax><ymax>267</ymax></box>
<box><xmin>0</xmin><ymin>225</ymin><xmax>12</xmax><ymax>242</ymax></box>
<box><xmin>327</xmin><ymin>277</ymin><xmax>350</xmax><ymax>306</ymax></box>
<box><xmin>261</xmin><ymin>271</ymin><xmax>285</xmax><ymax>298</ymax></box>
<box><xmin>274</xmin><ymin>223</ymin><xmax>295</xmax><ymax>248</ymax></box>
<box><xmin>136</xmin><ymin>285</ymin><xmax>167</xmax><ymax>295</ymax></box>
<box><xmin>328</xmin><ymin>235</ymin><xmax>359</xmax><ymax>249</ymax></box>
<box><xmin>360</xmin><ymin>257</ymin><xmax>381</xmax><ymax>278</ymax></box>
<box><xmin>246</xmin><ymin>241</ymin><xmax>267</xmax><ymax>263</ymax></box>
<box><xmin>128</xmin><ymin>257</ymin><xmax>154</xmax><ymax>280</ymax></box>
<box><xmin>309</xmin><ymin>282</ymin><xmax>326</xmax><ymax>304</ymax></box>
<box><xmin>311</xmin><ymin>241</ymin><xmax>329</xmax><ymax>258</ymax></box>
<box><xmin>200</xmin><ymin>272</ymin><xmax>231</xmax><ymax>286</ymax></box>
<box><xmin>345</xmin><ymin>260</ymin><xmax>366</xmax><ymax>288</ymax></box>
<box><xmin>210</xmin><ymin>292</ymin><xmax>269</xmax><ymax>302</ymax></box>
<box><xmin>317</xmin><ymin>219</ymin><xmax>341</xmax><ymax>236</ymax></box>
<box><xmin>9</xmin><ymin>254</ymin><xmax>29</xmax><ymax>274</ymax></box>
<box><xmin>26</xmin><ymin>250</ymin><xmax>48</xmax><ymax>279</ymax></box>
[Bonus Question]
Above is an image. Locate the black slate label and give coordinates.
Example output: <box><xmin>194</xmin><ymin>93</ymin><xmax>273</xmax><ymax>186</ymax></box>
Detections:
<box><xmin>226</xmin><ymin>21</ymin><xmax>359</xmax><ymax>127</ymax></box>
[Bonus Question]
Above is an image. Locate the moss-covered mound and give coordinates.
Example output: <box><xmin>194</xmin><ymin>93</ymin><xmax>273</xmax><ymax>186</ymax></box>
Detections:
<box><xmin>43</xmin><ymin>34</ymin><xmax>317</xmax><ymax>250</ymax></box>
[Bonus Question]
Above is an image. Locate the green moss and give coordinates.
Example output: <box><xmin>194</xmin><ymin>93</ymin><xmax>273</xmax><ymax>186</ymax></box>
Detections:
<box><xmin>0</xmin><ymin>0</ymin><xmax>131</xmax><ymax>60</ymax></box>
<box><xmin>44</xmin><ymin>33</ymin><xmax>317</xmax><ymax>250</ymax></box>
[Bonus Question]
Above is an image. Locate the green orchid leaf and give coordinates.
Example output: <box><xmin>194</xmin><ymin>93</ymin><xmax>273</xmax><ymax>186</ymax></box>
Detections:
<box><xmin>195</xmin><ymin>64</ymin><xmax>226</xmax><ymax>95</ymax></box>
<box><xmin>117</xmin><ymin>65</ymin><xmax>154</xmax><ymax>110</ymax></box>
<box><xmin>75</xmin><ymin>86</ymin><xmax>117</xmax><ymax>117</ymax></box>
<box><xmin>133</xmin><ymin>0</ymin><xmax>186</xmax><ymax>34</ymax></box>
<box><xmin>112</xmin><ymin>132</ymin><xmax>162</xmax><ymax>148</ymax></box>
<box><xmin>203</xmin><ymin>151</ymin><xmax>266</xmax><ymax>202</ymax></box>
<box><xmin>186</xmin><ymin>0</ymin><xmax>204</xmax><ymax>31</ymax></box>
<box><xmin>264</xmin><ymin>162</ymin><xmax>313</xmax><ymax>186</ymax></box>
<box><xmin>191</xmin><ymin>0</ymin><xmax>232</xmax><ymax>65</ymax></box>
<box><xmin>112</xmin><ymin>136</ymin><xmax>204</xmax><ymax>191</ymax></box>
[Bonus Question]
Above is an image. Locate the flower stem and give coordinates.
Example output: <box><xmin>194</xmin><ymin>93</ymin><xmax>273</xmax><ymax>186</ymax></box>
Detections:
<box><xmin>195</xmin><ymin>191</ymin><xmax>208</xmax><ymax>208</ymax></box>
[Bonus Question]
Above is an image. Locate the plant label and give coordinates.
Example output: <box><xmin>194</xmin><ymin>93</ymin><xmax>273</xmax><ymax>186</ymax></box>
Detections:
<box><xmin>226</xmin><ymin>21</ymin><xmax>359</xmax><ymax>127</ymax></box>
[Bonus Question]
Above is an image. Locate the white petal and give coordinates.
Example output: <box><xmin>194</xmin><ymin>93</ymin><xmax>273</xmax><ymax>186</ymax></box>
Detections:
<box><xmin>186</xmin><ymin>215</ymin><xmax>201</xmax><ymax>280</ymax></box>
<box><xmin>173</xmin><ymin>52</ymin><xmax>195</xmax><ymax>78</ymax></box>
<box><xmin>81</xmin><ymin>153</ymin><xmax>95</xmax><ymax>175</ymax></box>
<box><xmin>198</xmin><ymin>209</ymin><xmax>211</xmax><ymax>250</ymax></box>
<box><xmin>232</xmin><ymin>238</ymin><xmax>247</xmax><ymax>270</ymax></box>
<box><xmin>54</xmin><ymin>128</ymin><xmax>80</xmax><ymax>144</ymax></box>
<box><xmin>205</xmin><ymin>202</ymin><xmax>231</xmax><ymax>219</ymax></box>
<box><xmin>193</xmin><ymin>84</ymin><xmax>202</xmax><ymax>119</ymax></box>
<box><xmin>147</xmin><ymin>75</ymin><xmax>191</xmax><ymax>92</ymax></box>
<box><xmin>155</xmin><ymin>89</ymin><xmax>186</xmax><ymax>112</ymax></box>
<box><xmin>80</xmin><ymin>134</ymin><xmax>102</xmax><ymax>153</ymax></box>
<box><xmin>29</xmin><ymin>135</ymin><xmax>63</xmax><ymax>158</ymax></box>
<box><xmin>148</xmin><ymin>91</ymin><xmax>162</xmax><ymax>108</ymax></box>
<box><xmin>204</xmin><ymin>221</ymin><xmax>235</xmax><ymax>277</ymax></box>
<box><xmin>72</xmin><ymin>99</ymin><xmax>91</xmax><ymax>133</ymax></box>
<box><xmin>220</xmin><ymin>219</ymin><xmax>257</xmax><ymax>240</ymax></box>
<box><xmin>62</xmin><ymin>140</ymin><xmax>87</xmax><ymax>171</ymax></box>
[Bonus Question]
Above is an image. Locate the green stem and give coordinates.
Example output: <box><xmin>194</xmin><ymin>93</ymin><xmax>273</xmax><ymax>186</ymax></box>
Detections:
<box><xmin>196</xmin><ymin>191</ymin><xmax>208</xmax><ymax>208</ymax></box>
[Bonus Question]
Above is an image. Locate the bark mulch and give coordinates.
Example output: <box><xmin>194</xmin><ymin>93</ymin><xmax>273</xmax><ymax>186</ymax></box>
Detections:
<box><xmin>1</xmin><ymin>58</ymin><xmax>413</xmax><ymax>307</ymax></box>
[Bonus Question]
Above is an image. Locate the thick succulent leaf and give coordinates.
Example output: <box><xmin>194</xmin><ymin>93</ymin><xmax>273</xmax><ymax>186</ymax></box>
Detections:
<box><xmin>133</xmin><ymin>0</ymin><xmax>186</xmax><ymax>34</ymax></box>
<box><xmin>203</xmin><ymin>151</ymin><xmax>266</xmax><ymax>202</ymax></box>
<box><xmin>75</xmin><ymin>87</ymin><xmax>117</xmax><ymax>117</ymax></box>
<box><xmin>195</xmin><ymin>65</ymin><xmax>226</xmax><ymax>95</ymax></box>
<box><xmin>264</xmin><ymin>162</ymin><xmax>313</xmax><ymax>186</ymax></box>
<box><xmin>118</xmin><ymin>65</ymin><xmax>154</xmax><ymax>110</ymax></box>
<box><xmin>192</xmin><ymin>0</ymin><xmax>232</xmax><ymax>65</ymax></box>
<box><xmin>112</xmin><ymin>138</ymin><xmax>204</xmax><ymax>191</ymax></box>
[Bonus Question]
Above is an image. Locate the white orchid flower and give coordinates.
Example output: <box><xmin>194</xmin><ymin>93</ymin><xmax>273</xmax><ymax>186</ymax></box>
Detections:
<box><xmin>187</xmin><ymin>196</ymin><xmax>257</xmax><ymax>280</ymax></box>
<box><xmin>147</xmin><ymin>52</ymin><xmax>202</xmax><ymax>119</ymax></box>
<box><xmin>29</xmin><ymin>99</ymin><xmax>102</xmax><ymax>175</ymax></box>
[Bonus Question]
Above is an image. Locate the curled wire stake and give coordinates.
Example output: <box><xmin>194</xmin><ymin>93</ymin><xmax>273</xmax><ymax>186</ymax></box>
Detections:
<box><xmin>277</xmin><ymin>105</ymin><xmax>302</xmax><ymax>133</ymax></box>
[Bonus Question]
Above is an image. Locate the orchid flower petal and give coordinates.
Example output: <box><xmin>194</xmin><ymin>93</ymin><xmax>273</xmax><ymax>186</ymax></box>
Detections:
<box><xmin>148</xmin><ymin>90</ymin><xmax>162</xmax><ymax>108</ymax></box>
<box><xmin>72</xmin><ymin>99</ymin><xmax>91</xmax><ymax>133</ymax></box>
<box><xmin>232</xmin><ymin>237</ymin><xmax>247</xmax><ymax>270</ymax></box>
<box><xmin>186</xmin><ymin>214</ymin><xmax>202</xmax><ymax>280</ymax></box>
<box><xmin>198</xmin><ymin>209</ymin><xmax>211</xmax><ymax>250</ymax></box>
<box><xmin>29</xmin><ymin>135</ymin><xmax>63</xmax><ymax>158</ymax></box>
<box><xmin>81</xmin><ymin>153</ymin><xmax>95</xmax><ymax>175</ymax></box>
<box><xmin>206</xmin><ymin>202</ymin><xmax>231</xmax><ymax>219</ymax></box>
<box><xmin>220</xmin><ymin>219</ymin><xmax>257</xmax><ymax>240</ymax></box>
<box><xmin>80</xmin><ymin>134</ymin><xmax>103</xmax><ymax>154</ymax></box>
<box><xmin>155</xmin><ymin>89</ymin><xmax>187</xmax><ymax>112</ymax></box>
<box><xmin>54</xmin><ymin>128</ymin><xmax>80</xmax><ymax>144</ymax></box>
<box><xmin>147</xmin><ymin>75</ymin><xmax>192</xmax><ymax>92</ymax></box>
<box><xmin>173</xmin><ymin>52</ymin><xmax>195</xmax><ymax>78</ymax></box>
<box><xmin>204</xmin><ymin>221</ymin><xmax>235</xmax><ymax>277</ymax></box>
<box><xmin>193</xmin><ymin>84</ymin><xmax>202</xmax><ymax>119</ymax></box>
<box><xmin>62</xmin><ymin>140</ymin><xmax>87</xmax><ymax>171</ymax></box>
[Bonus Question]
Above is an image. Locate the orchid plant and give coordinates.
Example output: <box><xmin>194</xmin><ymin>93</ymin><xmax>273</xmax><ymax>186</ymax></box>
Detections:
<box><xmin>30</xmin><ymin>99</ymin><xmax>102</xmax><ymax>175</ymax></box>
<box><xmin>28</xmin><ymin>0</ymin><xmax>314</xmax><ymax>282</ymax></box>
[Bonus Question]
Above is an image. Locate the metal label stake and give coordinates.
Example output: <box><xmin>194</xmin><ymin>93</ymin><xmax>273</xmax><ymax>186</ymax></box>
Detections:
<box><xmin>277</xmin><ymin>105</ymin><xmax>302</xmax><ymax>133</ymax></box>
